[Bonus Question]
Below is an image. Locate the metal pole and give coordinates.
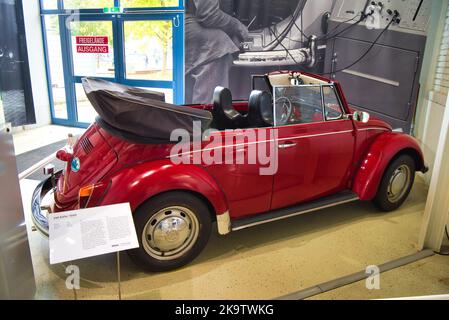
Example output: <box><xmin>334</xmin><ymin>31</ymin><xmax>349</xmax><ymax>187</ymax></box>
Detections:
<box><xmin>73</xmin><ymin>287</ymin><xmax>78</xmax><ymax>300</ymax></box>
<box><xmin>117</xmin><ymin>251</ymin><xmax>122</xmax><ymax>300</ymax></box>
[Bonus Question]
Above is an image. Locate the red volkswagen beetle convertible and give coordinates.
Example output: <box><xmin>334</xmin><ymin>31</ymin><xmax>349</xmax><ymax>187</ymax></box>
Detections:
<box><xmin>32</xmin><ymin>71</ymin><xmax>427</xmax><ymax>271</ymax></box>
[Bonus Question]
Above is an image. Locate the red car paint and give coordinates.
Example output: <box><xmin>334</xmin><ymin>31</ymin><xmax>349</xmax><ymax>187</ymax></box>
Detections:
<box><xmin>51</xmin><ymin>73</ymin><xmax>426</xmax><ymax>224</ymax></box>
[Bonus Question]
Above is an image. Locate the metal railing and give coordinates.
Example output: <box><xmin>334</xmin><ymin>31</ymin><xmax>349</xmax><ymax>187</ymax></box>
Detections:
<box><xmin>18</xmin><ymin>153</ymin><xmax>56</xmax><ymax>181</ymax></box>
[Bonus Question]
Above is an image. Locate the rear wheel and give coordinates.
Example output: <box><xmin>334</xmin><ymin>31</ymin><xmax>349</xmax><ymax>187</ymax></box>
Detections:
<box><xmin>373</xmin><ymin>155</ymin><xmax>416</xmax><ymax>212</ymax></box>
<box><xmin>128</xmin><ymin>192</ymin><xmax>212</xmax><ymax>272</ymax></box>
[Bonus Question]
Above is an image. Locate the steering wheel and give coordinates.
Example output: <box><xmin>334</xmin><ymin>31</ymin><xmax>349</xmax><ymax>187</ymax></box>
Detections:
<box><xmin>275</xmin><ymin>97</ymin><xmax>293</xmax><ymax>126</ymax></box>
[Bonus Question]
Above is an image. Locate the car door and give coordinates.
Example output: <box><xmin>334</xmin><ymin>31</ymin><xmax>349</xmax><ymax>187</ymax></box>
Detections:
<box><xmin>271</xmin><ymin>84</ymin><xmax>355</xmax><ymax>210</ymax></box>
<box><xmin>201</xmin><ymin>127</ymin><xmax>275</xmax><ymax>219</ymax></box>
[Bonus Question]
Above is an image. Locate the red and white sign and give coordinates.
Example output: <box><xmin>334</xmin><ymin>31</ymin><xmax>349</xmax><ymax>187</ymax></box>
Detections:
<box><xmin>76</xmin><ymin>36</ymin><xmax>109</xmax><ymax>54</ymax></box>
<box><xmin>77</xmin><ymin>45</ymin><xmax>109</xmax><ymax>54</ymax></box>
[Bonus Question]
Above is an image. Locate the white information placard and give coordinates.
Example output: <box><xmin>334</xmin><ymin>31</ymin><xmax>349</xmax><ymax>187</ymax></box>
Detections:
<box><xmin>48</xmin><ymin>203</ymin><xmax>139</xmax><ymax>265</ymax></box>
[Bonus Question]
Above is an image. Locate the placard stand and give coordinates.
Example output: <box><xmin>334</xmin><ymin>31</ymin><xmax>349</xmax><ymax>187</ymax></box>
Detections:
<box><xmin>117</xmin><ymin>252</ymin><xmax>122</xmax><ymax>300</ymax></box>
<box><xmin>48</xmin><ymin>203</ymin><xmax>139</xmax><ymax>301</ymax></box>
<box><xmin>69</xmin><ymin>253</ymin><xmax>122</xmax><ymax>300</ymax></box>
<box><xmin>73</xmin><ymin>287</ymin><xmax>78</xmax><ymax>300</ymax></box>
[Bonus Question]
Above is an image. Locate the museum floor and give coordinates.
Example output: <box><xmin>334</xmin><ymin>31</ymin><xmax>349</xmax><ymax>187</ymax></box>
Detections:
<box><xmin>15</xmin><ymin>126</ymin><xmax>449</xmax><ymax>300</ymax></box>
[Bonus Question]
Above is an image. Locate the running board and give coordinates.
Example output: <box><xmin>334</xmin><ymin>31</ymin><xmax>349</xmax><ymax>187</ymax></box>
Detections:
<box><xmin>232</xmin><ymin>190</ymin><xmax>359</xmax><ymax>232</ymax></box>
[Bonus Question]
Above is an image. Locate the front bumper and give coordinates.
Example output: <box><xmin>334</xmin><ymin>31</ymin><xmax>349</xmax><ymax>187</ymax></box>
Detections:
<box><xmin>31</xmin><ymin>177</ymin><xmax>53</xmax><ymax>237</ymax></box>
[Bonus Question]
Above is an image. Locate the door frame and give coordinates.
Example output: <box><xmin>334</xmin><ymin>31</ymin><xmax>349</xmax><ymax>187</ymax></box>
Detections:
<box><xmin>40</xmin><ymin>0</ymin><xmax>185</xmax><ymax>128</ymax></box>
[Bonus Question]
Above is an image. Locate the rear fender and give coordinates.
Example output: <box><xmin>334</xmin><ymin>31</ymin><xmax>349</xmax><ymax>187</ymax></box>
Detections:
<box><xmin>352</xmin><ymin>132</ymin><xmax>426</xmax><ymax>200</ymax></box>
<box><xmin>99</xmin><ymin>160</ymin><xmax>229</xmax><ymax>216</ymax></box>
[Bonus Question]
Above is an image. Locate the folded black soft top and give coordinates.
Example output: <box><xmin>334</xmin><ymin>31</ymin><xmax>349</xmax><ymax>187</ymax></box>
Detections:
<box><xmin>82</xmin><ymin>78</ymin><xmax>213</xmax><ymax>144</ymax></box>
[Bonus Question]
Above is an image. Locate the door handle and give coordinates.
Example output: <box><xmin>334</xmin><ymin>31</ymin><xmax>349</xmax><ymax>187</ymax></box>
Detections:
<box><xmin>278</xmin><ymin>142</ymin><xmax>297</xmax><ymax>149</ymax></box>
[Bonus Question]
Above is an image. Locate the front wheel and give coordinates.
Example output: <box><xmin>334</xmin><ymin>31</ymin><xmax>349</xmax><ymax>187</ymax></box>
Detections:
<box><xmin>373</xmin><ymin>155</ymin><xmax>416</xmax><ymax>212</ymax></box>
<box><xmin>128</xmin><ymin>192</ymin><xmax>212</xmax><ymax>272</ymax></box>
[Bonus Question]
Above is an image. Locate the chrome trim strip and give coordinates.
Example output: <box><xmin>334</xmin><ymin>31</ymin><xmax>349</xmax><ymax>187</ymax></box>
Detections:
<box><xmin>217</xmin><ymin>211</ymin><xmax>231</xmax><ymax>235</ymax></box>
<box><xmin>168</xmin><ymin>130</ymin><xmax>355</xmax><ymax>159</ymax></box>
<box><xmin>357</xmin><ymin>128</ymin><xmax>390</xmax><ymax>132</ymax></box>
<box><xmin>279</xmin><ymin>130</ymin><xmax>353</xmax><ymax>141</ymax></box>
<box><xmin>232</xmin><ymin>197</ymin><xmax>359</xmax><ymax>232</ymax></box>
<box><xmin>342</xmin><ymin>69</ymin><xmax>400</xmax><ymax>87</ymax></box>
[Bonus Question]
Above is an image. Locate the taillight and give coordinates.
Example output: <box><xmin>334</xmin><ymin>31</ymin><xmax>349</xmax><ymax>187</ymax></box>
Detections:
<box><xmin>56</xmin><ymin>149</ymin><xmax>73</xmax><ymax>162</ymax></box>
<box><xmin>78</xmin><ymin>182</ymin><xmax>109</xmax><ymax>209</ymax></box>
<box><xmin>56</xmin><ymin>134</ymin><xmax>77</xmax><ymax>162</ymax></box>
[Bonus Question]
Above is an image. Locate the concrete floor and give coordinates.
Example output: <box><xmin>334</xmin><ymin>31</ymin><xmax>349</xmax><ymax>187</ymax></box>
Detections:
<box><xmin>13</xmin><ymin>125</ymin><xmax>85</xmax><ymax>155</ymax></box>
<box><xmin>20</xmin><ymin>174</ymin><xmax>449</xmax><ymax>300</ymax></box>
<box><xmin>308</xmin><ymin>254</ymin><xmax>449</xmax><ymax>300</ymax></box>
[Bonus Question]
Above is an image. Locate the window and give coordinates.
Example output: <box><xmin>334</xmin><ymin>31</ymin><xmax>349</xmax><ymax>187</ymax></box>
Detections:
<box><xmin>274</xmin><ymin>85</ymin><xmax>324</xmax><ymax>126</ymax></box>
<box><xmin>63</xmin><ymin>0</ymin><xmax>114</xmax><ymax>9</ymax></box>
<box><xmin>121</xmin><ymin>0</ymin><xmax>179</xmax><ymax>8</ymax></box>
<box><xmin>124</xmin><ymin>20</ymin><xmax>173</xmax><ymax>81</ymax></box>
<box><xmin>69</xmin><ymin>21</ymin><xmax>115</xmax><ymax>78</ymax></box>
<box><xmin>323</xmin><ymin>86</ymin><xmax>344</xmax><ymax>121</ymax></box>
<box><xmin>41</xmin><ymin>0</ymin><xmax>58</xmax><ymax>10</ymax></box>
<box><xmin>44</xmin><ymin>15</ymin><xmax>68</xmax><ymax>119</ymax></box>
<box><xmin>40</xmin><ymin>0</ymin><xmax>184</xmax><ymax>128</ymax></box>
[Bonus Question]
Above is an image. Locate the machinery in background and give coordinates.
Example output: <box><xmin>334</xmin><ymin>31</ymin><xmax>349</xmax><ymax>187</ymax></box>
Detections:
<box><xmin>324</xmin><ymin>0</ymin><xmax>431</xmax><ymax>133</ymax></box>
<box><xmin>231</xmin><ymin>0</ymin><xmax>320</xmax><ymax>68</ymax></box>
<box><xmin>236</xmin><ymin>35</ymin><xmax>317</xmax><ymax>67</ymax></box>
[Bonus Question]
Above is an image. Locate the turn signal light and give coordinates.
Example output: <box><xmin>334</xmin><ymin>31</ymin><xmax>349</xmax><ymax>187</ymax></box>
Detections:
<box><xmin>78</xmin><ymin>182</ymin><xmax>109</xmax><ymax>209</ymax></box>
<box><xmin>79</xmin><ymin>184</ymin><xmax>95</xmax><ymax>209</ymax></box>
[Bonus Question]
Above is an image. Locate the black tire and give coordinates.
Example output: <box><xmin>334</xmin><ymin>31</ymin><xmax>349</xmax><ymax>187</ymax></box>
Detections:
<box><xmin>373</xmin><ymin>155</ymin><xmax>416</xmax><ymax>212</ymax></box>
<box><xmin>128</xmin><ymin>191</ymin><xmax>212</xmax><ymax>272</ymax></box>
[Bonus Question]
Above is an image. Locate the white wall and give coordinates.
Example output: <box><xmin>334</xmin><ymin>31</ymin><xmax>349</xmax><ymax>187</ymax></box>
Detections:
<box><xmin>415</xmin><ymin>0</ymin><xmax>449</xmax><ymax>184</ymax></box>
<box><xmin>20</xmin><ymin>0</ymin><xmax>51</xmax><ymax>130</ymax></box>
<box><xmin>414</xmin><ymin>0</ymin><xmax>449</xmax><ymax>235</ymax></box>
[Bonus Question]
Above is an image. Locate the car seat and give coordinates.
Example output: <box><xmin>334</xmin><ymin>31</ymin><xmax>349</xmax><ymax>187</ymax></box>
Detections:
<box><xmin>211</xmin><ymin>87</ymin><xmax>246</xmax><ymax>130</ymax></box>
<box><xmin>247</xmin><ymin>90</ymin><xmax>274</xmax><ymax>128</ymax></box>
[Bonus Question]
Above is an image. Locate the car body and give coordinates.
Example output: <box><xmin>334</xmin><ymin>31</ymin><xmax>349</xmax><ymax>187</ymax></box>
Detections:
<box><xmin>32</xmin><ymin>71</ymin><xmax>427</xmax><ymax>271</ymax></box>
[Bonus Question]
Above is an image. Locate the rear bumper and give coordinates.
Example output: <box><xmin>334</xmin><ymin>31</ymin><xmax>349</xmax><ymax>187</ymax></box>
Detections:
<box><xmin>31</xmin><ymin>177</ymin><xmax>53</xmax><ymax>237</ymax></box>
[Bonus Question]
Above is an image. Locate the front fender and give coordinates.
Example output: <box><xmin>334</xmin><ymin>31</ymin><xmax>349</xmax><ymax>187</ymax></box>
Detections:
<box><xmin>353</xmin><ymin>132</ymin><xmax>425</xmax><ymax>201</ymax></box>
<box><xmin>99</xmin><ymin>160</ymin><xmax>229</xmax><ymax>215</ymax></box>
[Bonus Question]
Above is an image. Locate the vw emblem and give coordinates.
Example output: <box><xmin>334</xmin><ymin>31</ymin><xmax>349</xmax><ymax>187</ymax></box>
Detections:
<box><xmin>71</xmin><ymin>157</ymin><xmax>81</xmax><ymax>173</ymax></box>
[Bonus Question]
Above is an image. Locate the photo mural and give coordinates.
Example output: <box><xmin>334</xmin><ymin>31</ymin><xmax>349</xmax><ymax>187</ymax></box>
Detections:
<box><xmin>184</xmin><ymin>0</ymin><xmax>431</xmax><ymax>133</ymax></box>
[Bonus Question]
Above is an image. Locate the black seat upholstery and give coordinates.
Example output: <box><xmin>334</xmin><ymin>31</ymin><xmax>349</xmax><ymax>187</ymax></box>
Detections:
<box><xmin>247</xmin><ymin>90</ymin><xmax>273</xmax><ymax>128</ymax></box>
<box><xmin>211</xmin><ymin>86</ymin><xmax>246</xmax><ymax>130</ymax></box>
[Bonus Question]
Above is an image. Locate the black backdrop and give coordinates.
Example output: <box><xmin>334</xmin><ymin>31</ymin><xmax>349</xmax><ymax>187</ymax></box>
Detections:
<box><xmin>0</xmin><ymin>0</ymin><xmax>35</xmax><ymax>126</ymax></box>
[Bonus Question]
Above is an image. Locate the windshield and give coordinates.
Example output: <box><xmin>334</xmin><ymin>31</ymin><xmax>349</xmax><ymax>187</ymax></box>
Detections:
<box><xmin>273</xmin><ymin>85</ymin><xmax>324</xmax><ymax>126</ymax></box>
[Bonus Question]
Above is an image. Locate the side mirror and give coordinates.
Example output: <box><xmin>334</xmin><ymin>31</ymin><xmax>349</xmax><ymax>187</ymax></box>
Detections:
<box><xmin>353</xmin><ymin>111</ymin><xmax>370</xmax><ymax>123</ymax></box>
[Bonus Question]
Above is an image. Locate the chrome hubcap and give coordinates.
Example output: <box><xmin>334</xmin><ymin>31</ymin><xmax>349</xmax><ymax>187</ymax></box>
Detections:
<box><xmin>142</xmin><ymin>206</ymin><xmax>199</xmax><ymax>261</ymax></box>
<box><xmin>387</xmin><ymin>165</ymin><xmax>411</xmax><ymax>203</ymax></box>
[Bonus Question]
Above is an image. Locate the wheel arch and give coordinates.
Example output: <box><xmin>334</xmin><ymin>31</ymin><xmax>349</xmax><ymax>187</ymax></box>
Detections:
<box><xmin>99</xmin><ymin>160</ymin><xmax>229</xmax><ymax>218</ymax></box>
<box><xmin>134</xmin><ymin>189</ymin><xmax>218</xmax><ymax>222</ymax></box>
<box><xmin>395</xmin><ymin>147</ymin><xmax>426</xmax><ymax>173</ymax></box>
<box><xmin>352</xmin><ymin>132</ymin><xmax>426</xmax><ymax>201</ymax></box>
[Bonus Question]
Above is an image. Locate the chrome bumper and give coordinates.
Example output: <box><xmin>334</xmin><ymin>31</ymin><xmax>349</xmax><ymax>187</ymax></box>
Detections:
<box><xmin>31</xmin><ymin>177</ymin><xmax>53</xmax><ymax>237</ymax></box>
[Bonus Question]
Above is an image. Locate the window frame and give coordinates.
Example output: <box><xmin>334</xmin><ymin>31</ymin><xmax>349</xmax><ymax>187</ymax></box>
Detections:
<box><xmin>40</xmin><ymin>0</ymin><xmax>184</xmax><ymax>14</ymax></box>
<box><xmin>322</xmin><ymin>84</ymin><xmax>346</xmax><ymax>122</ymax></box>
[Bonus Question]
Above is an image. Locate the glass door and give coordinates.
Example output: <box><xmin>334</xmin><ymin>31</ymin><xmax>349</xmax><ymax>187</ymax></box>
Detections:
<box><xmin>67</xmin><ymin>16</ymin><xmax>116</xmax><ymax>124</ymax></box>
<box><xmin>119</xmin><ymin>13</ymin><xmax>184</xmax><ymax>104</ymax></box>
<box><xmin>41</xmin><ymin>0</ymin><xmax>184</xmax><ymax>128</ymax></box>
